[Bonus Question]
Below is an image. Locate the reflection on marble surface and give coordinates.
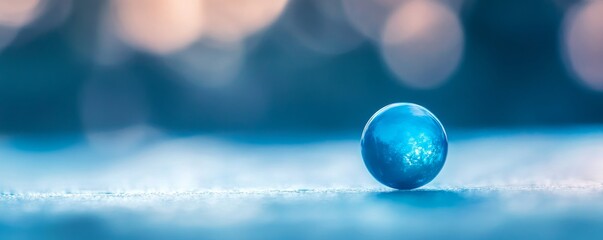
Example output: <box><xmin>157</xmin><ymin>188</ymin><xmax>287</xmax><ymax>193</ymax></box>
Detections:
<box><xmin>361</xmin><ymin>103</ymin><xmax>447</xmax><ymax>189</ymax></box>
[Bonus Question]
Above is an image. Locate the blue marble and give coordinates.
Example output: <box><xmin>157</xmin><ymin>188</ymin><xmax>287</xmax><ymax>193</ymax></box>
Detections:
<box><xmin>361</xmin><ymin>103</ymin><xmax>448</xmax><ymax>190</ymax></box>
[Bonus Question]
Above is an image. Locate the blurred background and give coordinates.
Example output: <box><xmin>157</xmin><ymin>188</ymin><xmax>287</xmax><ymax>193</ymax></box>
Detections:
<box><xmin>0</xmin><ymin>0</ymin><xmax>602</xmax><ymax>139</ymax></box>
<box><xmin>2</xmin><ymin>1</ymin><xmax>603</xmax><ymax>238</ymax></box>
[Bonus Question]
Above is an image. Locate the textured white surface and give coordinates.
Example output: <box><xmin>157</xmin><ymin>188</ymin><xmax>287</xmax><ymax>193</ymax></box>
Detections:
<box><xmin>2</xmin><ymin>128</ymin><xmax>603</xmax><ymax>191</ymax></box>
<box><xmin>1</xmin><ymin>128</ymin><xmax>603</xmax><ymax>239</ymax></box>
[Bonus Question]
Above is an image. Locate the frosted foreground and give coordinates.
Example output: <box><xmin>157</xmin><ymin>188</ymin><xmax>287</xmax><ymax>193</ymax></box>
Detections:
<box><xmin>1</xmin><ymin>127</ymin><xmax>603</xmax><ymax>239</ymax></box>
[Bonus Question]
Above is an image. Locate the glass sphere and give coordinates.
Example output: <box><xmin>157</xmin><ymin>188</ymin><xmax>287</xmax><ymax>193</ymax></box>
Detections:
<box><xmin>361</xmin><ymin>103</ymin><xmax>448</xmax><ymax>190</ymax></box>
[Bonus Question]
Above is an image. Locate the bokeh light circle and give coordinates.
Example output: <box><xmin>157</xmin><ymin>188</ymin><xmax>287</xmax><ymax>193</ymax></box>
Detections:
<box><xmin>0</xmin><ymin>27</ymin><xmax>18</xmax><ymax>52</ymax></box>
<box><xmin>380</xmin><ymin>0</ymin><xmax>463</xmax><ymax>89</ymax></box>
<box><xmin>563</xmin><ymin>0</ymin><xmax>603</xmax><ymax>91</ymax></box>
<box><xmin>164</xmin><ymin>40</ymin><xmax>245</xmax><ymax>87</ymax></box>
<box><xmin>0</xmin><ymin>0</ymin><xmax>43</xmax><ymax>28</ymax></box>
<box><xmin>112</xmin><ymin>0</ymin><xmax>204</xmax><ymax>55</ymax></box>
<box><xmin>202</xmin><ymin>0</ymin><xmax>288</xmax><ymax>43</ymax></box>
<box><xmin>281</xmin><ymin>0</ymin><xmax>365</xmax><ymax>55</ymax></box>
<box><xmin>0</xmin><ymin>0</ymin><xmax>47</xmax><ymax>53</ymax></box>
<box><xmin>342</xmin><ymin>0</ymin><xmax>400</xmax><ymax>41</ymax></box>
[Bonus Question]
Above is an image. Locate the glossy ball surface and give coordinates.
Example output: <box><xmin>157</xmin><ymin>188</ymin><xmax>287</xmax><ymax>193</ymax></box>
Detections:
<box><xmin>361</xmin><ymin>103</ymin><xmax>448</xmax><ymax>190</ymax></box>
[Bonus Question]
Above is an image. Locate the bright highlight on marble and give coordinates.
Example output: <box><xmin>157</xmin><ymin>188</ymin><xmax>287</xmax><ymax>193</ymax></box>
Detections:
<box><xmin>361</xmin><ymin>103</ymin><xmax>448</xmax><ymax>190</ymax></box>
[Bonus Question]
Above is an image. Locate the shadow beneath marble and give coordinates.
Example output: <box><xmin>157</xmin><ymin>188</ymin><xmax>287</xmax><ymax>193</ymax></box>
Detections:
<box><xmin>370</xmin><ymin>189</ymin><xmax>481</xmax><ymax>208</ymax></box>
